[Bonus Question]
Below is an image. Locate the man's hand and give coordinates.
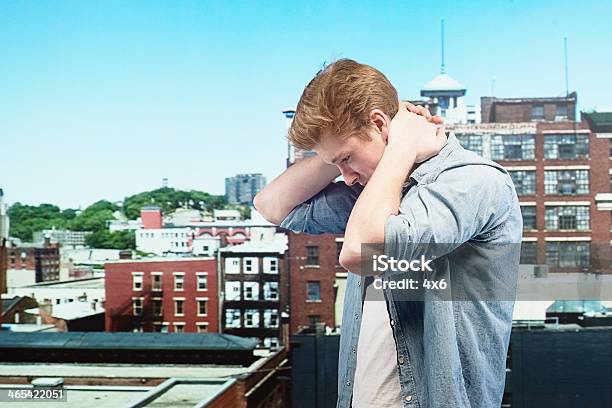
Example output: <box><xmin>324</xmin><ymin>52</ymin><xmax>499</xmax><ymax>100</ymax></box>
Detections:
<box><xmin>404</xmin><ymin>101</ymin><xmax>444</xmax><ymax>125</ymax></box>
<box><xmin>388</xmin><ymin>102</ymin><xmax>447</xmax><ymax>163</ymax></box>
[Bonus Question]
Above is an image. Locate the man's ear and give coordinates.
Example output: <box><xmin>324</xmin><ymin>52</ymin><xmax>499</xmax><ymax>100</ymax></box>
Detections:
<box><xmin>369</xmin><ymin>109</ymin><xmax>391</xmax><ymax>143</ymax></box>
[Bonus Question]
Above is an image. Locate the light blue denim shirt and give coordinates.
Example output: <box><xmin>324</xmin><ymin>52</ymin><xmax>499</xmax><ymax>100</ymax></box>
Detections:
<box><xmin>281</xmin><ymin>134</ymin><xmax>522</xmax><ymax>408</ymax></box>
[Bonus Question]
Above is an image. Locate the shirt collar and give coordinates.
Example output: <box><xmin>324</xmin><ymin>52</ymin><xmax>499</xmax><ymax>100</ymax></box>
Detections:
<box><xmin>403</xmin><ymin>131</ymin><xmax>459</xmax><ymax>187</ymax></box>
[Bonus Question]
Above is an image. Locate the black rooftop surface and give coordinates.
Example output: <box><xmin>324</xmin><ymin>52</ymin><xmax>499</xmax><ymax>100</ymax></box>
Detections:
<box><xmin>0</xmin><ymin>332</ymin><xmax>259</xmax><ymax>351</ymax></box>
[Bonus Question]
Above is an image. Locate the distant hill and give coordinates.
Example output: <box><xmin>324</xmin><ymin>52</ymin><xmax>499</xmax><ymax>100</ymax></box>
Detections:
<box><xmin>8</xmin><ymin>188</ymin><xmax>229</xmax><ymax>248</ymax></box>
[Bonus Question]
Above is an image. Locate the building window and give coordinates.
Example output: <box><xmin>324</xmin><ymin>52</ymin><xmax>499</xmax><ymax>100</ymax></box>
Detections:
<box><xmin>174</xmin><ymin>323</ymin><xmax>185</xmax><ymax>333</ymax></box>
<box><xmin>308</xmin><ymin>315</ymin><xmax>321</xmax><ymax>328</ymax></box>
<box><xmin>456</xmin><ymin>134</ymin><xmax>484</xmax><ymax>156</ymax></box>
<box><xmin>555</xmin><ymin>104</ymin><xmax>568</xmax><ymax>120</ymax></box>
<box><xmin>264</xmin><ymin>309</ymin><xmax>279</xmax><ymax>328</ymax></box>
<box><xmin>491</xmin><ymin>135</ymin><xmax>535</xmax><ymax>160</ymax></box>
<box><xmin>196</xmin><ymin>273</ymin><xmax>208</xmax><ymax>291</ymax></box>
<box><xmin>521</xmin><ymin>206</ymin><xmax>537</xmax><ymax>230</ymax></box>
<box><xmin>225</xmin><ymin>309</ymin><xmax>241</xmax><ymax>328</ymax></box>
<box><xmin>544</xmin><ymin>134</ymin><xmax>589</xmax><ymax>160</ymax></box>
<box><xmin>263</xmin><ymin>282</ymin><xmax>279</xmax><ymax>301</ymax></box>
<box><xmin>174</xmin><ymin>273</ymin><xmax>184</xmax><ymax>291</ymax></box>
<box><xmin>197</xmin><ymin>299</ymin><xmax>208</xmax><ymax>316</ymax></box>
<box><xmin>152</xmin><ymin>273</ymin><xmax>163</xmax><ymax>291</ymax></box>
<box><xmin>545</xmin><ymin>206</ymin><xmax>589</xmax><ymax>231</ymax></box>
<box><xmin>509</xmin><ymin>170</ymin><xmax>536</xmax><ymax>195</ymax></box>
<box><xmin>546</xmin><ymin>242</ymin><xmax>590</xmax><ymax>268</ymax></box>
<box><xmin>152</xmin><ymin>298</ymin><xmax>163</xmax><ymax>317</ymax></box>
<box><xmin>243</xmin><ymin>257</ymin><xmax>259</xmax><ymax>274</ymax></box>
<box><xmin>132</xmin><ymin>273</ymin><xmax>143</xmax><ymax>291</ymax></box>
<box><xmin>132</xmin><ymin>298</ymin><xmax>143</xmax><ymax>316</ymax></box>
<box><xmin>306</xmin><ymin>246</ymin><xmax>319</xmax><ymax>266</ymax></box>
<box><xmin>520</xmin><ymin>242</ymin><xmax>538</xmax><ymax>264</ymax></box>
<box><xmin>243</xmin><ymin>282</ymin><xmax>260</xmax><ymax>301</ymax></box>
<box><xmin>307</xmin><ymin>281</ymin><xmax>321</xmax><ymax>301</ymax></box>
<box><xmin>532</xmin><ymin>105</ymin><xmax>544</xmax><ymax>121</ymax></box>
<box><xmin>264</xmin><ymin>337</ymin><xmax>280</xmax><ymax>349</ymax></box>
<box><xmin>174</xmin><ymin>299</ymin><xmax>185</xmax><ymax>316</ymax></box>
<box><xmin>225</xmin><ymin>258</ymin><xmax>240</xmax><ymax>274</ymax></box>
<box><xmin>196</xmin><ymin>323</ymin><xmax>209</xmax><ymax>333</ymax></box>
<box><xmin>225</xmin><ymin>281</ymin><xmax>241</xmax><ymax>301</ymax></box>
<box><xmin>544</xmin><ymin>170</ymin><xmax>589</xmax><ymax>195</ymax></box>
<box><xmin>244</xmin><ymin>309</ymin><xmax>260</xmax><ymax>328</ymax></box>
<box><xmin>263</xmin><ymin>257</ymin><xmax>279</xmax><ymax>274</ymax></box>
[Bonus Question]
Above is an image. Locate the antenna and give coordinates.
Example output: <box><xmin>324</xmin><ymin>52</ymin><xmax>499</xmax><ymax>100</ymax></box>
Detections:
<box><xmin>440</xmin><ymin>19</ymin><xmax>445</xmax><ymax>74</ymax></box>
<box><xmin>563</xmin><ymin>36</ymin><xmax>569</xmax><ymax>96</ymax></box>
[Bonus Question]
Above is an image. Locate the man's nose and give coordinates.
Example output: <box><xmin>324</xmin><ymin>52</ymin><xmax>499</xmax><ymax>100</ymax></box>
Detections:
<box><xmin>338</xmin><ymin>165</ymin><xmax>359</xmax><ymax>186</ymax></box>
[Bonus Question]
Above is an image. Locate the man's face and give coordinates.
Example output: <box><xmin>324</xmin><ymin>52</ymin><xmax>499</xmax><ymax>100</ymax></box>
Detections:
<box><xmin>315</xmin><ymin>126</ymin><xmax>387</xmax><ymax>186</ymax></box>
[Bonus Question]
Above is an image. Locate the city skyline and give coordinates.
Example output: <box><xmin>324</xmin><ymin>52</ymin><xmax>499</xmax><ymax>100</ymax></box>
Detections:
<box><xmin>2</xmin><ymin>1</ymin><xmax>611</xmax><ymax>209</ymax></box>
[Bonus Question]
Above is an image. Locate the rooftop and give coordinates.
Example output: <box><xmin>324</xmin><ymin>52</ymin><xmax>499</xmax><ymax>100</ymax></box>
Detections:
<box><xmin>26</xmin><ymin>301</ymin><xmax>104</xmax><ymax>320</ymax></box>
<box><xmin>0</xmin><ymin>348</ymin><xmax>282</xmax><ymax>407</ymax></box>
<box><xmin>106</xmin><ymin>256</ymin><xmax>215</xmax><ymax>264</ymax></box>
<box><xmin>17</xmin><ymin>277</ymin><xmax>105</xmax><ymax>289</ymax></box>
<box><xmin>0</xmin><ymin>332</ymin><xmax>259</xmax><ymax>352</ymax></box>
<box><xmin>220</xmin><ymin>238</ymin><xmax>287</xmax><ymax>254</ymax></box>
<box><xmin>582</xmin><ymin>110</ymin><xmax>612</xmax><ymax>132</ymax></box>
<box><xmin>1</xmin><ymin>323</ymin><xmax>57</xmax><ymax>332</ymax></box>
<box><xmin>485</xmin><ymin>91</ymin><xmax>577</xmax><ymax>104</ymax></box>
<box><xmin>1</xmin><ymin>296</ymin><xmax>22</xmax><ymax>314</ymax></box>
<box><xmin>421</xmin><ymin>73</ymin><xmax>466</xmax><ymax>93</ymax></box>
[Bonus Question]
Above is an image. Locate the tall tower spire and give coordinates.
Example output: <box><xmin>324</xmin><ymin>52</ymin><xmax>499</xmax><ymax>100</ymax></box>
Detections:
<box><xmin>440</xmin><ymin>19</ymin><xmax>445</xmax><ymax>74</ymax></box>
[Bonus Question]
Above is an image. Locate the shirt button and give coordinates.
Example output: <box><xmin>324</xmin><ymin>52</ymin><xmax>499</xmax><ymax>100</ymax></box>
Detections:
<box><xmin>355</xmin><ymin>313</ymin><xmax>359</xmax><ymax>319</ymax></box>
<box><xmin>352</xmin><ymin>346</ymin><xmax>356</xmax><ymax>353</ymax></box>
<box><xmin>346</xmin><ymin>381</ymin><xmax>351</xmax><ymax>386</ymax></box>
<box><xmin>398</xmin><ymin>355</ymin><xmax>405</xmax><ymax>365</ymax></box>
<box><xmin>357</xmin><ymin>280</ymin><xmax>361</xmax><ymax>287</ymax></box>
<box><xmin>390</xmin><ymin>319</ymin><xmax>395</xmax><ymax>326</ymax></box>
<box><xmin>405</xmin><ymin>395</ymin><xmax>413</xmax><ymax>402</ymax></box>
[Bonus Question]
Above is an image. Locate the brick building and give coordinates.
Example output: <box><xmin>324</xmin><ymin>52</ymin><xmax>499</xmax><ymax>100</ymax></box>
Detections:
<box><xmin>287</xmin><ymin>232</ymin><xmax>345</xmax><ymax>333</ymax></box>
<box><xmin>104</xmin><ymin>258</ymin><xmax>218</xmax><ymax>333</ymax></box>
<box><xmin>220</xmin><ymin>237</ymin><xmax>288</xmax><ymax>349</ymax></box>
<box><xmin>481</xmin><ymin>92</ymin><xmax>577</xmax><ymax>123</ymax></box>
<box><xmin>7</xmin><ymin>240</ymin><xmax>60</xmax><ymax>282</ymax></box>
<box><xmin>449</xmin><ymin>93</ymin><xmax>611</xmax><ymax>272</ymax></box>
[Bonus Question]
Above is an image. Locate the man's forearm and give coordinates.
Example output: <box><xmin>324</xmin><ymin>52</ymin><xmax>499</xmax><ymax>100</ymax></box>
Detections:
<box><xmin>254</xmin><ymin>155</ymin><xmax>340</xmax><ymax>225</ymax></box>
<box><xmin>340</xmin><ymin>146</ymin><xmax>416</xmax><ymax>272</ymax></box>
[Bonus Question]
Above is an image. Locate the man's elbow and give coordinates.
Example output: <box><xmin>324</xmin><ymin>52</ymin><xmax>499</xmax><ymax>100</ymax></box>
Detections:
<box><xmin>339</xmin><ymin>244</ymin><xmax>361</xmax><ymax>272</ymax></box>
<box><xmin>253</xmin><ymin>192</ymin><xmax>284</xmax><ymax>225</ymax></box>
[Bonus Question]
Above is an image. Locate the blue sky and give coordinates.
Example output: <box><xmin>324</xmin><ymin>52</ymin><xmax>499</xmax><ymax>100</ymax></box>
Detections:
<box><xmin>1</xmin><ymin>1</ymin><xmax>611</xmax><ymax>209</ymax></box>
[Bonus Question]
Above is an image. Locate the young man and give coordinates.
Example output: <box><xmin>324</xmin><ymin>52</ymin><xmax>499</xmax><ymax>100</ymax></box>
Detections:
<box><xmin>255</xmin><ymin>59</ymin><xmax>521</xmax><ymax>407</ymax></box>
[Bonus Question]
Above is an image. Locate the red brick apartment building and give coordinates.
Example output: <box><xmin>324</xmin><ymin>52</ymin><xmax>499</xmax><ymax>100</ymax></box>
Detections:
<box><xmin>7</xmin><ymin>240</ymin><xmax>60</xmax><ymax>282</ymax></box>
<box><xmin>450</xmin><ymin>93</ymin><xmax>611</xmax><ymax>272</ymax></box>
<box><xmin>104</xmin><ymin>257</ymin><xmax>218</xmax><ymax>333</ymax></box>
<box><xmin>287</xmin><ymin>232</ymin><xmax>345</xmax><ymax>333</ymax></box>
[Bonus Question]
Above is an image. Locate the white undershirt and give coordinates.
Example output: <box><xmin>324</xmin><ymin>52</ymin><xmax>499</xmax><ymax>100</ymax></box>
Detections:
<box><xmin>352</xmin><ymin>284</ymin><xmax>403</xmax><ymax>407</ymax></box>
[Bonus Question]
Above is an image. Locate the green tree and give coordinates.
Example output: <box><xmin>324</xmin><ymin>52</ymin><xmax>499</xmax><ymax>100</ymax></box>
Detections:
<box><xmin>70</xmin><ymin>200</ymin><xmax>119</xmax><ymax>231</ymax></box>
<box><xmin>123</xmin><ymin>187</ymin><xmax>226</xmax><ymax>219</ymax></box>
<box><xmin>85</xmin><ymin>230</ymin><xmax>135</xmax><ymax>249</ymax></box>
<box><xmin>7</xmin><ymin>202</ymin><xmax>71</xmax><ymax>241</ymax></box>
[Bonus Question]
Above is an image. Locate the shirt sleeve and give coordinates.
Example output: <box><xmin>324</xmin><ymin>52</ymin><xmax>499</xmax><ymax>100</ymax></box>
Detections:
<box><xmin>384</xmin><ymin>164</ymin><xmax>517</xmax><ymax>262</ymax></box>
<box><xmin>280</xmin><ymin>181</ymin><xmax>363</xmax><ymax>235</ymax></box>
